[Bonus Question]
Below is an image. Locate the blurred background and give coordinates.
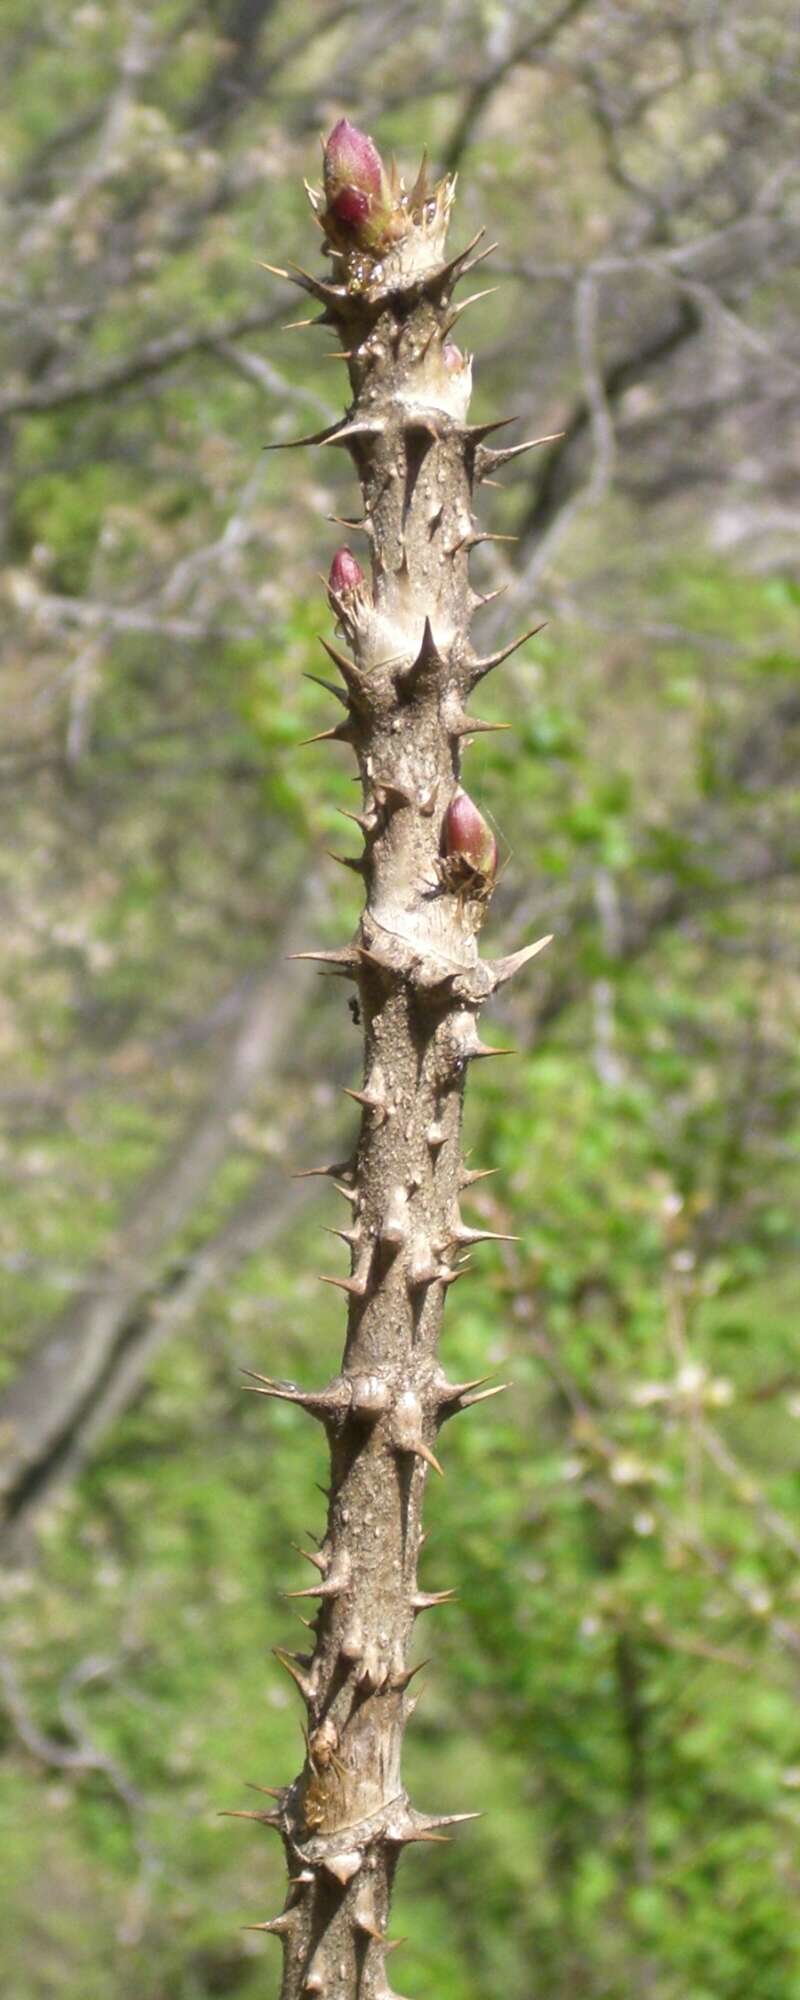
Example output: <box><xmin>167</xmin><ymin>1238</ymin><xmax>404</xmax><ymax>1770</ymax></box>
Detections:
<box><xmin>1</xmin><ymin>3</ymin><xmax>800</xmax><ymax>1996</ymax></box>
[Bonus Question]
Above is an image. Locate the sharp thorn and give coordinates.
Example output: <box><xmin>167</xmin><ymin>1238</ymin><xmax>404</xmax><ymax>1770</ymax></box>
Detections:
<box><xmin>461</xmin><ymin>1382</ymin><xmax>511</xmax><ymax>1408</ymax></box>
<box><xmin>454</xmin><ymin>1226</ymin><xmax>520</xmax><ymax>1246</ymax></box>
<box><xmin>282</xmin><ymin>260</ymin><xmax>349</xmax><ymax>309</ymax></box>
<box><xmin>321</xmin><ymin>418</ymin><xmax>386</xmax><ymax>448</ymax></box>
<box><xmin>318</xmin><ymin>637</ymin><xmax>365</xmax><ymax>697</ymax></box>
<box><xmin>292</xmin><ymin>1543</ymin><xmax>327</xmax><ymax>1574</ymax></box>
<box><xmin>273</xmin><ymin>1646</ymin><xmax>317</xmax><ymax>1695</ymax></box>
<box><xmin>242</xmin><ymin>1916</ymin><xmax>292</xmax><ymax>1935</ymax></box>
<box><xmin>412</xmin><ymin>1440</ymin><xmax>444</xmax><ymax>1477</ymax></box>
<box><xmin>390</xmin><ymin>1657</ymin><xmax>431</xmax><ymax>1692</ymax></box>
<box><xmin>471</xmin><ymin>530</ymin><xmax>519</xmax><ymax>544</ymax></box>
<box><xmin>438</xmin><ymin>1374</ymin><xmax>492</xmax><ymax>1403</ymax></box>
<box><xmin>395</xmin><ymin>615</ymin><xmax>442</xmax><ymax>696</ymax></box>
<box><xmin>336</xmin><ymin>805</ymin><xmax>374</xmax><ymax>831</ymax></box>
<box><xmin>240</xmin><ymin>1369</ymin><xmax>337</xmax><ymax>1412</ymax></box>
<box><xmin>451</xmin><ymin>716</ymin><xmax>512</xmax><ymax>737</ymax></box>
<box><xmin>343</xmin><ymin>1086</ymin><xmax>385</xmax><ymax>1115</ymax></box>
<box><xmin>491</xmin><ymin>934</ymin><xmax>553</xmax><ymax>986</ymax></box>
<box><xmin>283</xmin><ymin>1579</ymin><xmax>341</xmax><ymax>1600</ymax></box>
<box><xmin>461</xmin><ymin>414</ymin><xmax>517</xmax><ymax>444</ymax></box>
<box><xmin>303</xmin><ymin>671</ymin><xmax>350</xmax><ymax>709</ymax></box>
<box><xmin>476</xmin><ymin>430</ymin><xmax>566</xmax><ymax>479</ymax></box>
<box><xmin>467</xmin><ymin>623</ymin><xmax>547</xmax><ymax>687</ymax></box>
<box><xmin>326</xmin><ymin>513</ymin><xmax>373</xmax><ymax>538</ymax></box>
<box><xmin>318</xmin><ymin>1273</ymin><xmax>369</xmax><ymax>1297</ymax></box>
<box><xmin>455</xmin><ymin>241</ymin><xmax>499</xmax><ymax>282</ymax></box>
<box><xmin>422</xmin><ymin>1810</ymin><xmax>482</xmax><ymax>1831</ymax></box>
<box><xmin>326</xmin><ymin>848</ymin><xmax>366</xmax><ymax>875</ymax></box>
<box><xmin>288</xmin><ymin>947</ymin><xmax>358</xmax><ymax>971</ymax></box>
<box><xmin>299</xmin><ymin>722</ymin><xmax>354</xmax><ymax>747</ymax></box>
<box><xmin>263</xmin><ymin>420</ymin><xmax>342</xmax><ymax>453</ymax></box>
<box><xmin>431</xmin><ymin>228</ymin><xmax>491</xmax><ymax>293</ymax></box>
<box><xmin>446</xmin><ymin>284</ymin><xmax>499</xmax><ymax>323</ymax></box>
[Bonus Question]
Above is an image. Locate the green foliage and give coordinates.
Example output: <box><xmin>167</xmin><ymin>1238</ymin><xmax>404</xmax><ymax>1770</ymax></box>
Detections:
<box><xmin>4</xmin><ymin>532</ymin><xmax>799</xmax><ymax>1992</ymax></box>
<box><xmin>2</xmin><ymin>3</ymin><xmax>800</xmax><ymax>1997</ymax></box>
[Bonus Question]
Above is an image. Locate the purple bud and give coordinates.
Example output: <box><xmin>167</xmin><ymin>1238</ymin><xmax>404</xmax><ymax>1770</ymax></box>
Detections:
<box><xmin>444</xmin><ymin>788</ymin><xmax>498</xmax><ymax>880</ymax></box>
<box><xmin>328</xmin><ymin>546</ymin><xmax>364</xmax><ymax>596</ymax></box>
<box><xmin>322</xmin><ymin>118</ymin><xmax>391</xmax><ymax>250</ymax></box>
<box><xmin>328</xmin><ymin>185</ymin><xmax>371</xmax><ymax>233</ymax></box>
<box><xmin>442</xmin><ymin>342</ymin><xmax>466</xmax><ymax>372</ymax></box>
<box><xmin>323</xmin><ymin>119</ymin><xmax>384</xmax><ymax>201</ymax></box>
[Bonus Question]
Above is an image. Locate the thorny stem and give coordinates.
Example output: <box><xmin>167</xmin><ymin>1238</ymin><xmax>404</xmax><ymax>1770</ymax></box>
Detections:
<box><xmin>237</xmin><ymin>128</ymin><xmax>551</xmax><ymax>2000</ymax></box>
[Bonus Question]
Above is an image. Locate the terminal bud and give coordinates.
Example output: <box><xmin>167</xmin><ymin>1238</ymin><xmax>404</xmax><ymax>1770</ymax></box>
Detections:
<box><xmin>322</xmin><ymin>118</ymin><xmax>391</xmax><ymax>251</ymax></box>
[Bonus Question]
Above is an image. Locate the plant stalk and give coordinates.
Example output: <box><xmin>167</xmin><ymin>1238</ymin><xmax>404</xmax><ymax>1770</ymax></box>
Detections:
<box><xmin>238</xmin><ymin>126</ymin><xmax>550</xmax><ymax>2000</ymax></box>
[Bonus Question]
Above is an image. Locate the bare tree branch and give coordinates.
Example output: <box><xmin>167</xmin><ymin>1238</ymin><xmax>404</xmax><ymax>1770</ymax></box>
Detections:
<box><xmin>0</xmin><ymin>888</ymin><xmax>317</xmax><ymax>1542</ymax></box>
<box><xmin>0</xmin><ymin>304</ymin><xmax>287</xmax><ymax>419</ymax></box>
<box><xmin>442</xmin><ymin>0</ymin><xmax>595</xmax><ymax>173</ymax></box>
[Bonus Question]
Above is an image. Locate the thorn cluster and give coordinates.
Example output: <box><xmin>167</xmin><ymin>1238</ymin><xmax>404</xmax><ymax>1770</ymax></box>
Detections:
<box><xmin>236</xmin><ymin>120</ymin><xmax>553</xmax><ymax>2000</ymax></box>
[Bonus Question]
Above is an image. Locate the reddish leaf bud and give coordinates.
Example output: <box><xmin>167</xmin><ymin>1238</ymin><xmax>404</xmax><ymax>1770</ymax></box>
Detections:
<box><xmin>329</xmin><ymin>185</ymin><xmax>370</xmax><ymax>232</ymax></box>
<box><xmin>323</xmin><ymin>118</ymin><xmax>384</xmax><ymax>201</ymax></box>
<box><xmin>322</xmin><ymin>117</ymin><xmax>391</xmax><ymax>250</ymax></box>
<box><xmin>443</xmin><ymin>788</ymin><xmax>498</xmax><ymax>881</ymax></box>
<box><xmin>328</xmin><ymin>547</ymin><xmax>364</xmax><ymax>596</ymax></box>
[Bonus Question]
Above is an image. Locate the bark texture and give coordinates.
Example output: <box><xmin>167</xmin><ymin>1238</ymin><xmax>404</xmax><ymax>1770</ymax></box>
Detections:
<box><xmin>242</xmin><ymin>141</ymin><xmax>550</xmax><ymax>1999</ymax></box>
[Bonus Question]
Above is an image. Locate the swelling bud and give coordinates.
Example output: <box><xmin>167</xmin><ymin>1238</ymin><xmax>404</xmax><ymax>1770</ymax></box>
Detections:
<box><xmin>443</xmin><ymin>788</ymin><xmax>498</xmax><ymax>883</ymax></box>
<box><xmin>324</xmin><ymin>118</ymin><xmax>384</xmax><ymax>200</ymax></box>
<box><xmin>328</xmin><ymin>546</ymin><xmax>364</xmax><ymax>597</ymax></box>
<box><xmin>329</xmin><ymin>185</ymin><xmax>370</xmax><ymax>232</ymax></box>
<box><xmin>323</xmin><ymin>118</ymin><xmax>391</xmax><ymax>250</ymax></box>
